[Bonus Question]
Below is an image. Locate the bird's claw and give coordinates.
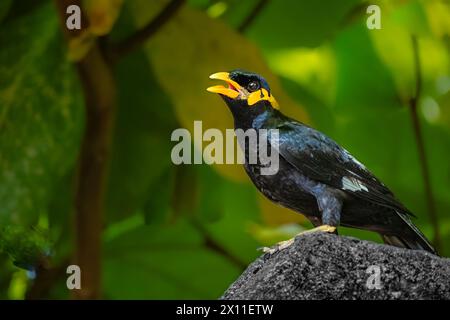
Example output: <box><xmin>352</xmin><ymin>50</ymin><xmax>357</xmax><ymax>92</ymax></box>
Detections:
<box><xmin>301</xmin><ymin>224</ymin><xmax>336</xmax><ymax>235</ymax></box>
<box><xmin>258</xmin><ymin>238</ymin><xmax>295</xmax><ymax>255</ymax></box>
<box><xmin>258</xmin><ymin>246</ymin><xmax>277</xmax><ymax>254</ymax></box>
<box><xmin>257</xmin><ymin>225</ymin><xmax>337</xmax><ymax>255</ymax></box>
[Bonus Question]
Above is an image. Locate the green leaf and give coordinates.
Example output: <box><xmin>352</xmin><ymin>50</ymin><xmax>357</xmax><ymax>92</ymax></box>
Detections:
<box><xmin>128</xmin><ymin>0</ymin><xmax>309</xmax><ymax>182</ymax></box>
<box><xmin>0</xmin><ymin>226</ymin><xmax>51</xmax><ymax>271</ymax></box>
<box><xmin>0</xmin><ymin>3</ymin><xmax>84</xmax><ymax>225</ymax></box>
<box><xmin>197</xmin><ymin>164</ymin><xmax>225</xmax><ymax>223</ymax></box>
<box><xmin>0</xmin><ymin>0</ymin><xmax>12</xmax><ymax>23</ymax></box>
<box><xmin>266</xmin><ymin>45</ymin><xmax>336</xmax><ymax>107</ymax></box>
<box><xmin>369</xmin><ymin>1</ymin><xmax>448</xmax><ymax>102</ymax></box>
<box><xmin>280</xmin><ymin>76</ymin><xmax>336</xmax><ymax>136</ymax></box>
<box><xmin>331</xmin><ymin>19</ymin><xmax>450</xmax><ymax>252</ymax></box>
<box><xmin>171</xmin><ymin>165</ymin><xmax>199</xmax><ymax>219</ymax></box>
<box><xmin>106</xmin><ymin>9</ymin><xmax>178</xmax><ymax>222</ymax></box>
<box><xmin>334</xmin><ymin>24</ymin><xmax>399</xmax><ymax>112</ymax></box>
<box><xmin>0</xmin><ymin>255</ymin><xmax>14</xmax><ymax>298</ymax></box>
<box><xmin>1</xmin><ymin>0</ymin><xmax>47</xmax><ymax>24</ymax></box>
<box><xmin>243</xmin><ymin>0</ymin><xmax>362</xmax><ymax>49</ymax></box>
<box><xmin>46</xmin><ymin>170</ymin><xmax>75</xmax><ymax>262</ymax></box>
<box><xmin>199</xmin><ymin>175</ymin><xmax>262</xmax><ymax>264</ymax></box>
<box><xmin>103</xmin><ymin>220</ymin><xmax>241</xmax><ymax>299</ymax></box>
<box><xmin>142</xmin><ymin>166</ymin><xmax>176</xmax><ymax>225</ymax></box>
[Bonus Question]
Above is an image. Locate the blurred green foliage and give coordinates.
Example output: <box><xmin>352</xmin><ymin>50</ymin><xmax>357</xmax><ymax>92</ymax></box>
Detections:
<box><xmin>0</xmin><ymin>0</ymin><xmax>449</xmax><ymax>299</ymax></box>
<box><xmin>0</xmin><ymin>226</ymin><xmax>51</xmax><ymax>271</ymax></box>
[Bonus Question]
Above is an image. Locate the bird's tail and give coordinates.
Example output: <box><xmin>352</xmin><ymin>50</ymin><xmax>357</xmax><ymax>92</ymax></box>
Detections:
<box><xmin>381</xmin><ymin>225</ymin><xmax>436</xmax><ymax>255</ymax></box>
<box><xmin>381</xmin><ymin>234</ymin><xmax>434</xmax><ymax>253</ymax></box>
<box><xmin>380</xmin><ymin>210</ymin><xmax>437</xmax><ymax>254</ymax></box>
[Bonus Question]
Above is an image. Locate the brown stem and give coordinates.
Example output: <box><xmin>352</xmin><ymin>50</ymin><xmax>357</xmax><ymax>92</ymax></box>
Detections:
<box><xmin>25</xmin><ymin>259</ymin><xmax>70</xmax><ymax>300</ymax></box>
<box><xmin>54</xmin><ymin>0</ymin><xmax>117</xmax><ymax>299</ymax></box>
<box><xmin>111</xmin><ymin>0</ymin><xmax>186</xmax><ymax>62</ymax></box>
<box><xmin>408</xmin><ymin>35</ymin><xmax>441</xmax><ymax>252</ymax></box>
<box><xmin>238</xmin><ymin>0</ymin><xmax>269</xmax><ymax>33</ymax></box>
<box><xmin>339</xmin><ymin>1</ymin><xmax>370</xmax><ymax>28</ymax></box>
<box><xmin>191</xmin><ymin>220</ymin><xmax>247</xmax><ymax>271</ymax></box>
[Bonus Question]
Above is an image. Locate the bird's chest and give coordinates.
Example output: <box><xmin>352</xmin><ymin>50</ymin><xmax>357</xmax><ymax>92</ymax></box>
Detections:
<box><xmin>244</xmin><ymin>156</ymin><xmax>318</xmax><ymax>215</ymax></box>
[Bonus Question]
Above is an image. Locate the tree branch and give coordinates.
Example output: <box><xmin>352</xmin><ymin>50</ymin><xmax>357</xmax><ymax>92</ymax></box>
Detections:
<box><xmin>408</xmin><ymin>35</ymin><xmax>441</xmax><ymax>252</ymax></box>
<box><xmin>111</xmin><ymin>0</ymin><xmax>185</xmax><ymax>62</ymax></box>
<box><xmin>25</xmin><ymin>258</ymin><xmax>70</xmax><ymax>300</ymax></box>
<box><xmin>191</xmin><ymin>220</ymin><xmax>247</xmax><ymax>271</ymax></box>
<box><xmin>238</xmin><ymin>0</ymin><xmax>269</xmax><ymax>33</ymax></box>
<box><xmin>54</xmin><ymin>0</ymin><xmax>117</xmax><ymax>299</ymax></box>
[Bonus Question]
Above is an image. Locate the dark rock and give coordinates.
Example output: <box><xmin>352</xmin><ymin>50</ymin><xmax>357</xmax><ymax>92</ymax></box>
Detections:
<box><xmin>221</xmin><ymin>233</ymin><xmax>450</xmax><ymax>300</ymax></box>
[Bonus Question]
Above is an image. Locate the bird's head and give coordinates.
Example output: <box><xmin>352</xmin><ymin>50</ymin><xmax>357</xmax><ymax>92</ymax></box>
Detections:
<box><xmin>207</xmin><ymin>70</ymin><xmax>279</xmax><ymax>111</ymax></box>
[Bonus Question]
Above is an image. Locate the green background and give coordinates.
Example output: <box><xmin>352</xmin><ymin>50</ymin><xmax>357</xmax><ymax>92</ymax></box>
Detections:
<box><xmin>0</xmin><ymin>0</ymin><xmax>449</xmax><ymax>299</ymax></box>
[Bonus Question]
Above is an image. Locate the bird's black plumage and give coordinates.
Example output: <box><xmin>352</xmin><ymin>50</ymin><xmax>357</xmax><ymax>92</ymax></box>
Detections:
<box><xmin>208</xmin><ymin>70</ymin><xmax>436</xmax><ymax>254</ymax></box>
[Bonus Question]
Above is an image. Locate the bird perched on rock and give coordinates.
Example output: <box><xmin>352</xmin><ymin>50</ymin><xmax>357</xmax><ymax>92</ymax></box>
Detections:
<box><xmin>207</xmin><ymin>70</ymin><xmax>436</xmax><ymax>255</ymax></box>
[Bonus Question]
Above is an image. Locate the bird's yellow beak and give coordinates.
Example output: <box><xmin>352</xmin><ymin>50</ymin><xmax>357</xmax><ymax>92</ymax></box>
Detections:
<box><xmin>206</xmin><ymin>72</ymin><xmax>241</xmax><ymax>99</ymax></box>
<box><xmin>207</xmin><ymin>71</ymin><xmax>279</xmax><ymax>109</ymax></box>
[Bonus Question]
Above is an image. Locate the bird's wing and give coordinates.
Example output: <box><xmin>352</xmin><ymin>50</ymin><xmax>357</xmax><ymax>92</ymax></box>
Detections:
<box><xmin>270</xmin><ymin>120</ymin><xmax>414</xmax><ymax>217</ymax></box>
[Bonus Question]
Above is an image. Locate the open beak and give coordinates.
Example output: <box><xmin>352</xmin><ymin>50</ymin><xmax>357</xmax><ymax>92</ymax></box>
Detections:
<box><xmin>206</xmin><ymin>72</ymin><xmax>242</xmax><ymax>99</ymax></box>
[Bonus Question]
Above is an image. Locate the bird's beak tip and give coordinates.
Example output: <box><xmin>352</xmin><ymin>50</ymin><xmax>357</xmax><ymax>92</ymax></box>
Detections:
<box><xmin>209</xmin><ymin>72</ymin><xmax>229</xmax><ymax>80</ymax></box>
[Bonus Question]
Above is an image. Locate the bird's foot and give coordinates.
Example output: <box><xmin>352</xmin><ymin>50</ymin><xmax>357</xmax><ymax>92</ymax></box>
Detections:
<box><xmin>259</xmin><ymin>238</ymin><xmax>295</xmax><ymax>254</ymax></box>
<box><xmin>299</xmin><ymin>224</ymin><xmax>336</xmax><ymax>235</ymax></box>
<box><xmin>259</xmin><ymin>224</ymin><xmax>336</xmax><ymax>254</ymax></box>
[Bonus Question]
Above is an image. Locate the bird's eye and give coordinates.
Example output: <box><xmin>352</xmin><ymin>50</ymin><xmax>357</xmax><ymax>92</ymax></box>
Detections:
<box><xmin>247</xmin><ymin>81</ymin><xmax>260</xmax><ymax>92</ymax></box>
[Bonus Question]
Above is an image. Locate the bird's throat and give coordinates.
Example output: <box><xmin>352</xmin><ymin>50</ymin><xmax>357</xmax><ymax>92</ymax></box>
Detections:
<box><xmin>222</xmin><ymin>97</ymin><xmax>273</xmax><ymax>130</ymax></box>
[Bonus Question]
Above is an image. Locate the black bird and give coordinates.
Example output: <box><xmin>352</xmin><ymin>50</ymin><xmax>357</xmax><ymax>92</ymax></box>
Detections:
<box><xmin>207</xmin><ymin>70</ymin><xmax>436</xmax><ymax>254</ymax></box>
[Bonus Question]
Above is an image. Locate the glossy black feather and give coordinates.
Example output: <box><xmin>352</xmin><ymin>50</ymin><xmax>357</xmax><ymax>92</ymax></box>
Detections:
<box><xmin>270</xmin><ymin>116</ymin><xmax>414</xmax><ymax>216</ymax></box>
<box><xmin>215</xmin><ymin>70</ymin><xmax>436</xmax><ymax>254</ymax></box>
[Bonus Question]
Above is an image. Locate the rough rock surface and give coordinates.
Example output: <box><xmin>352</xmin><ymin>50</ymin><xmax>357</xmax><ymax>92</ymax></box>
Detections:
<box><xmin>221</xmin><ymin>233</ymin><xmax>450</xmax><ymax>299</ymax></box>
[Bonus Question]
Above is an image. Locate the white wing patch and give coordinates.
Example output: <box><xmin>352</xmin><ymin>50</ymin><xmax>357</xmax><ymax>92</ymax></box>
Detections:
<box><xmin>342</xmin><ymin>176</ymin><xmax>368</xmax><ymax>192</ymax></box>
<box><xmin>344</xmin><ymin>150</ymin><xmax>366</xmax><ymax>170</ymax></box>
